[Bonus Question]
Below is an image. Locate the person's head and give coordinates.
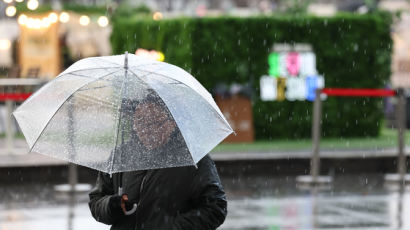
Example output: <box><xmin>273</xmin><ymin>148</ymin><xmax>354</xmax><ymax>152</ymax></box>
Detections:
<box><xmin>132</xmin><ymin>95</ymin><xmax>176</xmax><ymax>151</ymax></box>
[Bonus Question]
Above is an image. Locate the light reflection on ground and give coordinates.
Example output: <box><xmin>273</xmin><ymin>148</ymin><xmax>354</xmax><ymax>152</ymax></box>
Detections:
<box><xmin>0</xmin><ymin>174</ymin><xmax>408</xmax><ymax>230</ymax></box>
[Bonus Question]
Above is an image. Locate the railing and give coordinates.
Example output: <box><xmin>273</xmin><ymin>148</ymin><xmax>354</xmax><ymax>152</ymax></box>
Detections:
<box><xmin>299</xmin><ymin>88</ymin><xmax>404</xmax><ymax>186</ymax></box>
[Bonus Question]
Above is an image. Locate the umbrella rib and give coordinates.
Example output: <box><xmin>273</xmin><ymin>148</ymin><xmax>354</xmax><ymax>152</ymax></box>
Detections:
<box><xmin>95</xmin><ymin>56</ymin><xmax>155</xmax><ymax>68</ymax></box>
<box><xmin>109</xmin><ymin>64</ymin><xmax>130</xmax><ymax>174</ymax></box>
<box><xmin>95</xmin><ymin>56</ymin><xmax>159</xmax><ymax>67</ymax></box>
<box><xmin>77</xmin><ymin>85</ymin><xmax>112</xmax><ymax>92</ymax></box>
<box><xmin>68</xmin><ymin>72</ymin><xmax>116</xmax><ymax>82</ymax></box>
<box><xmin>129</xmin><ymin>69</ymin><xmax>233</xmax><ymax>133</ymax></box>
<box><xmin>128</xmin><ymin>69</ymin><xmax>160</xmax><ymax>80</ymax></box>
<box><xmin>71</xmin><ymin>70</ymin><xmax>126</xmax><ymax>91</ymax></box>
<box><xmin>25</xmin><ymin>68</ymin><xmax>120</xmax><ymax>109</ymax></box>
<box><xmin>28</xmin><ymin>69</ymin><xmax>122</xmax><ymax>153</ymax></box>
<box><xmin>58</xmin><ymin>62</ymin><xmax>160</xmax><ymax>78</ymax></box>
<box><xmin>57</xmin><ymin>67</ymin><xmax>122</xmax><ymax>78</ymax></box>
<box><xmin>128</xmin><ymin>70</ymin><xmax>197</xmax><ymax>166</ymax></box>
<box><xmin>94</xmin><ymin>57</ymin><xmax>123</xmax><ymax>67</ymax></box>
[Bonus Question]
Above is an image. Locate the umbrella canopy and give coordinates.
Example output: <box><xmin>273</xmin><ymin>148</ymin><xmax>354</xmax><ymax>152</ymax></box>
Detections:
<box><xmin>13</xmin><ymin>53</ymin><xmax>233</xmax><ymax>174</ymax></box>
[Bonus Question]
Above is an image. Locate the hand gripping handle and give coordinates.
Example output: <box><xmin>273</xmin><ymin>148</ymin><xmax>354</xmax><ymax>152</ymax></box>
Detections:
<box><xmin>119</xmin><ymin>187</ymin><xmax>138</xmax><ymax>215</ymax></box>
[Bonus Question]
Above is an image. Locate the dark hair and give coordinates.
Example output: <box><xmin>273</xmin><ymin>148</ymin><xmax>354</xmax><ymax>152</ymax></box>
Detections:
<box><xmin>120</xmin><ymin>89</ymin><xmax>178</xmax><ymax>150</ymax></box>
<box><xmin>120</xmin><ymin>89</ymin><xmax>175</xmax><ymax>137</ymax></box>
<box><xmin>121</xmin><ymin>89</ymin><xmax>167</xmax><ymax>116</ymax></box>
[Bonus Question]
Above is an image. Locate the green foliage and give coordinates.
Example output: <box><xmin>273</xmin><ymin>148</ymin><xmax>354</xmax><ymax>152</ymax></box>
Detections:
<box><xmin>111</xmin><ymin>13</ymin><xmax>392</xmax><ymax>139</ymax></box>
<box><xmin>15</xmin><ymin>2</ymin><xmax>52</xmax><ymax>14</ymax></box>
<box><xmin>112</xmin><ymin>3</ymin><xmax>151</xmax><ymax>21</ymax></box>
<box><xmin>62</xmin><ymin>4</ymin><xmax>107</xmax><ymax>15</ymax></box>
<box><xmin>277</xmin><ymin>0</ymin><xmax>314</xmax><ymax>14</ymax></box>
<box><xmin>111</xmin><ymin>17</ymin><xmax>194</xmax><ymax>71</ymax></box>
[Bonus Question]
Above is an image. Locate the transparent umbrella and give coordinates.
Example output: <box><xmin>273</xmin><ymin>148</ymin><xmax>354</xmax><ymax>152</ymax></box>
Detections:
<box><xmin>13</xmin><ymin>52</ymin><xmax>233</xmax><ymax>174</ymax></box>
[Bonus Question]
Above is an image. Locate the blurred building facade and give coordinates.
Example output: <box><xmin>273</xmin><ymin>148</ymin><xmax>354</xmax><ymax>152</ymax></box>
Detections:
<box><xmin>1</xmin><ymin>0</ymin><xmax>410</xmax><ymax>82</ymax></box>
<box><xmin>122</xmin><ymin>0</ymin><xmax>408</xmax><ymax>15</ymax></box>
<box><xmin>10</xmin><ymin>0</ymin><xmax>400</xmax><ymax>16</ymax></box>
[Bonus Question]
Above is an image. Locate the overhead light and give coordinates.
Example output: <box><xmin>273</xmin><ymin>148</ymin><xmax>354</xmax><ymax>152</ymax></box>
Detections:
<box><xmin>153</xmin><ymin>12</ymin><xmax>163</xmax><ymax>20</ymax></box>
<box><xmin>26</xmin><ymin>18</ymin><xmax>41</xmax><ymax>29</ymax></box>
<box><xmin>157</xmin><ymin>52</ymin><xmax>165</xmax><ymax>62</ymax></box>
<box><xmin>3</xmin><ymin>0</ymin><xmax>13</xmax><ymax>3</ymax></box>
<box><xmin>15</xmin><ymin>0</ymin><xmax>23</xmax><ymax>2</ymax></box>
<box><xmin>18</xmin><ymin>14</ymin><xmax>28</xmax><ymax>25</ymax></box>
<box><xmin>27</xmin><ymin>0</ymin><xmax>39</xmax><ymax>11</ymax></box>
<box><xmin>48</xmin><ymin>12</ymin><xmax>58</xmax><ymax>23</ymax></box>
<box><xmin>79</xmin><ymin>15</ymin><xmax>90</xmax><ymax>26</ymax></box>
<box><xmin>26</xmin><ymin>18</ymin><xmax>34</xmax><ymax>28</ymax></box>
<box><xmin>33</xmin><ymin>18</ymin><xmax>41</xmax><ymax>29</ymax></box>
<box><xmin>0</xmin><ymin>39</ymin><xmax>11</xmax><ymax>50</ymax></box>
<box><xmin>135</xmin><ymin>49</ymin><xmax>165</xmax><ymax>61</ymax></box>
<box><xmin>5</xmin><ymin>5</ymin><xmax>16</xmax><ymax>17</ymax></box>
<box><xmin>97</xmin><ymin>16</ymin><xmax>109</xmax><ymax>27</ymax></box>
<box><xmin>41</xmin><ymin>17</ymin><xmax>51</xmax><ymax>28</ymax></box>
<box><xmin>59</xmin><ymin>12</ymin><xmax>70</xmax><ymax>23</ymax></box>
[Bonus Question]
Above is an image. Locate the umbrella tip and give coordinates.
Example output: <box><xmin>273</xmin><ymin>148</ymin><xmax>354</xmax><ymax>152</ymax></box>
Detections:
<box><xmin>124</xmin><ymin>51</ymin><xmax>128</xmax><ymax>69</ymax></box>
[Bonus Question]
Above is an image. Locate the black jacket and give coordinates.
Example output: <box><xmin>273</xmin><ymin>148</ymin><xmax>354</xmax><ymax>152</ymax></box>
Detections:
<box><xmin>88</xmin><ymin>155</ymin><xmax>227</xmax><ymax>230</ymax></box>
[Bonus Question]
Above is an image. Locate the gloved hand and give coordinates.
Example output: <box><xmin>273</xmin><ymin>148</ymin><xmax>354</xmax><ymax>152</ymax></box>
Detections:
<box><xmin>109</xmin><ymin>194</ymin><xmax>135</xmax><ymax>215</ymax></box>
<box><xmin>108</xmin><ymin>195</ymin><xmax>122</xmax><ymax>213</ymax></box>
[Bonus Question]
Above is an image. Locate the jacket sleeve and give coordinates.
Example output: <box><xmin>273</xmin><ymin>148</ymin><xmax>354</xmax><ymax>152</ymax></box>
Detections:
<box><xmin>173</xmin><ymin>156</ymin><xmax>228</xmax><ymax>230</ymax></box>
<box><xmin>88</xmin><ymin>172</ymin><xmax>123</xmax><ymax>225</ymax></box>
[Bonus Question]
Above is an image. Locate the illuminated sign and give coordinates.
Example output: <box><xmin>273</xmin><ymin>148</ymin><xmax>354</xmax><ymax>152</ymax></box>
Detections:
<box><xmin>286</xmin><ymin>77</ymin><xmax>306</xmax><ymax>101</ymax></box>
<box><xmin>260</xmin><ymin>75</ymin><xmax>277</xmax><ymax>101</ymax></box>
<box><xmin>286</xmin><ymin>52</ymin><xmax>300</xmax><ymax>76</ymax></box>
<box><xmin>261</xmin><ymin>43</ymin><xmax>324</xmax><ymax>101</ymax></box>
<box><xmin>277</xmin><ymin>77</ymin><xmax>286</xmax><ymax>101</ymax></box>
<box><xmin>306</xmin><ymin>75</ymin><xmax>324</xmax><ymax>101</ymax></box>
<box><xmin>260</xmin><ymin>75</ymin><xmax>324</xmax><ymax>102</ymax></box>
<box><xmin>300</xmin><ymin>52</ymin><xmax>316</xmax><ymax>76</ymax></box>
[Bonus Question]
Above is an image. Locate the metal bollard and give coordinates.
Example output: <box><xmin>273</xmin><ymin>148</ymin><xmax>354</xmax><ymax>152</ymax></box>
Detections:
<box><xmin>311</xmin><ymin>89</ymin><xmax>322</xmax><ymax>184</ymax></box>
<box><xmin>397</xmin><ymin>88</ymin><xmax>406</xmax><ymax>185</ymax></box>
<box><xmin>296</xmin><ymin>88</ymin><xmax>331</xmax><ymax>188</ymax></box>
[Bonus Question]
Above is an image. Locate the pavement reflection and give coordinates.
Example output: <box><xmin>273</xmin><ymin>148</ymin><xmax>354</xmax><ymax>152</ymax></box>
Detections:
<box><xmin>0</xmin><ymin>174</ymin><xmax>409</xmax><ymax>230</ymax></box>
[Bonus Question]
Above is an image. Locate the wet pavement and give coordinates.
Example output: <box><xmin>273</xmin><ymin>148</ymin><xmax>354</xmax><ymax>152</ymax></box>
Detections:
<box><xmin>0</xmin><ymin>174</ymin><xmax>408</xmax><ymax>230</ymax></box>
<box><xmin>1</xmin><ymin>138</ymin><xmax>408</xmax><ymax>164</ymax></box>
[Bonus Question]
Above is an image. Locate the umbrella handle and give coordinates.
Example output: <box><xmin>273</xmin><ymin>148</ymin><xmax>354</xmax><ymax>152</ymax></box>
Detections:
<box><xmin>121</xmin><ymin>194</ymin><xmax>138</xmax><ymax>215</ymax></box>
<box><xmin>124</xmin><ymin>203</ymin><xmax>138</xmax><ymax>215</ymax></box>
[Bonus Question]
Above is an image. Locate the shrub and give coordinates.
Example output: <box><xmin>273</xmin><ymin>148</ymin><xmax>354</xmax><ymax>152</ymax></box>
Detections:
<box><xmin>111</xmin><ymin>13</ymin><xmax>392</xmax><ymax>139</ymax></box>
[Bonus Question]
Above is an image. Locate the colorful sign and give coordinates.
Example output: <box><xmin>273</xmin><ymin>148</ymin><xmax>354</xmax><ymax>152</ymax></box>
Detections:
<box><xmin>306</xmin><ymin>75</ymin><xmax>324</xmax><ymax>101</ymax></box>
<box><xmin>260</xmin><ymin>43</ymin><xmax>324</xmax><ymax>101</ymax></box>
<box><xmin>268</xmin><ymin>53</ymin><xmax>280</xmax><ymax>77</ymax></box>
<box><xmin>260</xmin><ymin>75</ymin><xmax>277</xmax><ymax>101</ymax></box>
<box><xmin>277</xmin><ymin>77</ymin><xmax>287</xmax><ymax>101</ymax></box>
<box><xmin>286</xmin><ymin>52</ymin><xmax>300</xmax><ymax>76</ymax></box>
<box><xmin>260</xmin><ymin>75</ymin><xmax>324</xmax><ymax>102</ymax></box>
<box><xmin>286</xmin><ymin>77</ymin><xmax>306</xmax><ymax>101</ymax></box>
<box><xmin>268</xmin><ymin>51</ymin><xmax>316</xmax><ymax>78</ymax></box>
<box><xmin>300</xmin><ymin>52</ymin><xmax>317</xmax><ymax>76</ymax></box>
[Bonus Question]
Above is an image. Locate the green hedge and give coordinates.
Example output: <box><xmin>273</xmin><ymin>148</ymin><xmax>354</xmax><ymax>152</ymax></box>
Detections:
<box><xmin>111</xmin><ymin>13</ymin><xmax>392</xmax><ymax>139</ymax></box>
<box><xmin>111</xmin><ymin>18</ymin><xmax>194</xmax><ymax>71</ymax></box>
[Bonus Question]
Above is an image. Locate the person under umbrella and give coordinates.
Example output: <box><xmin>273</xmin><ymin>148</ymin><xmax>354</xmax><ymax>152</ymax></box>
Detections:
<box><xmin>13</xmin><ymin>53</ymin><xmax>233</xmax><ymax>229</ymax></box>
<box><xmin>88</xmin><ymin>92</ymin><xmax>228</xmax><ymax>230</ymax></box>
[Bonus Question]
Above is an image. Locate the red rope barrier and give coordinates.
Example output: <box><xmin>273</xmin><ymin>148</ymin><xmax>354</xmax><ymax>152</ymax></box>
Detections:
<box><xmin>0</xmin><ymin>93</ymin><xmax>32</xmax><ymax>101</ymax></box>
<box><xmin>0</xmin><ymin>89</ymin><xmax>397</xmax><ymax>101</ymax></box>
<box><xmin>322</xmin><ymin>88</ymin><xmax>396</xmax><ymax>97</ymax></box>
